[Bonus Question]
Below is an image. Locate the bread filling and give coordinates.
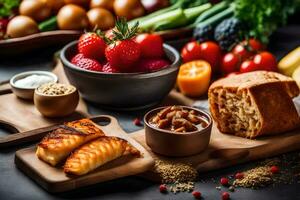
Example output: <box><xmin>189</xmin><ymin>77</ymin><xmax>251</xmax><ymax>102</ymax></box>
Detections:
<box><xmin>210</xmin><ymin>88</ymin><xmax>261</xmax><ymax>138</ymax></box>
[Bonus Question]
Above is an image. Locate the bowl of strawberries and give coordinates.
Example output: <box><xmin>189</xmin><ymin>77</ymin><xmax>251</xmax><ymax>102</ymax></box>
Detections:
<box><xmin>60</xmin><ymin>19</ymin><xmax>181</xmax><ymax>109</ymax></box>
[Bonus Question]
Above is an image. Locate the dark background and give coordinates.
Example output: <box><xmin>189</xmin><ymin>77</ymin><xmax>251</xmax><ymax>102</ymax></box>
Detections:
<box><xmin>0</xmin><ymin>18</ymin><xmax>300</xmax><ymax>200</ymax></box>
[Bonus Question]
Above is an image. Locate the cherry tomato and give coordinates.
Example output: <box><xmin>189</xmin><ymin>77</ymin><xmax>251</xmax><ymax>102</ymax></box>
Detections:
<box><xmin>199</xmin><ymin>41</ymin><xmax>221</xmax><ymax>71</ymax></box>
<box><xmin>221</xmin><ymin>53</ymin><xmax>240</xmax><ymax>74</ymax></box>
<box><xmin>181</xmin><ymin>41</ymin><xmax>202</xmax><ymax>63</ymax></box>
<box><xmin>240</xmin><ymin>60</ymin><xmax>258</xmax><ymax>73</ymax></box>
<box><xmin>247</xmin><ymin>38</ymin><xmax>265</xmax><ymax>52</ymax></box>
<box><xmin>232</xmin><ymin>44</ymin><xmax>252</xmax><ymax>61</ymax></box>
<box><xmin>135</xmin><ymin>33</ymin><xmax>164</xmax><ymax>59</ymax></box>
<box><xmin>253</xmin><ymin>51</ymin><xmax>277</xmax><ymax>71</ymax></box>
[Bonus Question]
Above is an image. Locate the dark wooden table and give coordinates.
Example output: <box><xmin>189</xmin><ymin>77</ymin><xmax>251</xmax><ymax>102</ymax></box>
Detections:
<box><xmin>0</xmin><ymin>24</ymin><xmax>300</xmax><ymax>200</ymax></box>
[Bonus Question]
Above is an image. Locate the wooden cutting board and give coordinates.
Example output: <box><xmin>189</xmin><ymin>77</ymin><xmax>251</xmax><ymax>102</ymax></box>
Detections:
<box><xmin>0</xmin><ymin>61</ymin><xmax>197</xmax><ymax>148</ymax></box>
<box><xmin>0</xmin><ymin>61</ymin><xmax>88</xmax><ymax>132</ymax></box>
<box><xmin>0</xmin><ymin>62</ymin><xmax>89</xmax><ymax>147</ymax></box>
<box><xmin>131</xmin><ymin>125</ymin><xmax>300</xmax><ymax>181</ymax></box>
<box><xmin>15</xmin><ymin>115</ymin><xmax>154</xmax><ymax>193</ymax></box>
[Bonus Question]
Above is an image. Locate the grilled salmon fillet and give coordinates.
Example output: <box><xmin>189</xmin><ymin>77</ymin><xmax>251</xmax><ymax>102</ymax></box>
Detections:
<box><xmin>64</xmin><ymin>137</ymin><xmax>141</xmax><ymax>175</ymax></box>
<box><xmin>36</xmin><ymin>119</ymin><xmax>105</xmax><ymax>166</ymax></box>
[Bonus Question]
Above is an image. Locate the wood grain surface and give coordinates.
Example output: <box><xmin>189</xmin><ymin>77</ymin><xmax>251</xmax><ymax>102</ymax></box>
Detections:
<box><xmin>14</xmin><ymin>115</ymin><xmax>154</xmax><ymax>193</ymax></box>
<box><xmin>0</xmin><ymin>62</ymin><xmax>88</xmax><ymax>147</ymax></box>
<box><xmin>131</xmin><ymin>125</ymin><xmax>300</xmax><ymax>181</ymax></box>
<box><xmin>0</xmin><ymin>61</ymin><xmax>196</xmax><ymax>147</ymax></box>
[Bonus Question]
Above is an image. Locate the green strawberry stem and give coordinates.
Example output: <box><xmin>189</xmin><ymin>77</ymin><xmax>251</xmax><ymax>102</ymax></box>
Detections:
<box><xmin>112</xmin><ymin>18</ymin><xmax>139</xmax><ymax>41</ymax></box>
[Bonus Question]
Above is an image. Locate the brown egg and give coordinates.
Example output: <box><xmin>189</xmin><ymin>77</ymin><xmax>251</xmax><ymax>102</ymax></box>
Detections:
<box><xmin>87</xmin><ymin>8</ymin><xmax>115</xmax><ymax>30</ymax></box>
<box><xmin>43</xmin><ymin>0</ymin><xmax>65</xmax><ymax>13</ymax></box>
<box><xmin>90</xmin><ymin>0</ymin><xmax>114</xmax><ymax>11</ymax></box>
<box><xmin>57</xmin><ymin>4</ymin><xmax>89</xmax><ymax>30</ymax></box>
<box><xmin>64</xmin><ymin>0</ymin><xmax>90</xmax><ymax>8</ymax></box>
<box><xmin>6</xmin><ymin>16</ymin><xmax>39</xmax><ymax>38</ymax></box>
<box><xmin>19</xmin><ymin>0</ymin><xmax>52</xmax><ymax>22</ymax></box>
<box><xmin>113</xmin><ymin>0</ymin><xmax>145</xmax><ymax>20</ymax></box>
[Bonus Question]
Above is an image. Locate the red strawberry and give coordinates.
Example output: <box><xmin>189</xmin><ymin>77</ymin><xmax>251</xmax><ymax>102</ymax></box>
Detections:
<box><xmin>135</xmin><ymin>33</ymin><xmax>164</xmax><ymax>59</ymax></box>
<box><xmin>104</xmin><ymin>18</ymin><xmax>141</xmax><ymax>72</ymax></box>
<box><xmin>105</xmin><ymin>40</ymin><xmax>140</xmax><ymax>72</ymax></box>
<box><xmin>102</xmin><ymin>62</ymin><xmax>120</xmax><ymax>73</ymax></box>
<box><xmin>78</xmin><ymin>32</ymin><xmax>106</xmax><ymax>60</ymax></box>
<box><xmin>75</xmin><ymin>58</ymin><xmax>102</xmax><ymax>71</ymax></box>
<box><xmin>71</xmin><ymin>53</ymin><xmax>85</xmax><ymax>64</ymax></box>
<box><xmin>136</xmin><ymin>59</ymin><xmax>170</xmax><ymax>72</ymax></box>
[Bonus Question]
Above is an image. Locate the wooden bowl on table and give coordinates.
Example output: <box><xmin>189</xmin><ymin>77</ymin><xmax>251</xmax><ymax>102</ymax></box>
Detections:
<box><xmin>144</xmin><ymin>106</ymin><xmax>212</xmax><ymax>157</ymax></box>
<box><xmin>34</xmin><ymin>84</ymin><xmax>79</xmax><ymax>118</ymax></box>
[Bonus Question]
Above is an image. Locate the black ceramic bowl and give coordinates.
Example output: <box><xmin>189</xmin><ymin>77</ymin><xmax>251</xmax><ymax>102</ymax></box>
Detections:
<box><xmin>60</xmin><ymin>41</ymin><xmax>181</xmax><ymax>110</ymax></box>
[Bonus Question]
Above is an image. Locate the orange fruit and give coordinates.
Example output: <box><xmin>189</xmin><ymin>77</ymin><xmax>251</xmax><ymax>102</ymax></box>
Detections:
<box><xmin>177</xmin><ymin>60</ymin><xmax>211</xmax><ymax>97</ymax></box>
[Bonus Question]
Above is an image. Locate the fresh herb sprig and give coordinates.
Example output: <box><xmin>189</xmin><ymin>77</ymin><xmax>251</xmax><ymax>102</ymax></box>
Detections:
<box><xmin>112</xmin><ymin>18</ymin><xmax>139</xmax><ymax>41</ymax></box>
<box><xmin>96</xmin><ymin>18</ymin><xmax>139</xmax><ymax>45</ymax></box>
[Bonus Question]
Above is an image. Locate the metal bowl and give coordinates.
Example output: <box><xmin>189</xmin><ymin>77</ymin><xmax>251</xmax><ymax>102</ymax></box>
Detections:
<box><xmin>144</xmin><ymin>106</ymin><xmax>212</xmax><ymax>157</ymax></box>
<box><xmin>60</xmin><ymin>41</ymin><xmax>181</xmax><ymax>110</ymax></box>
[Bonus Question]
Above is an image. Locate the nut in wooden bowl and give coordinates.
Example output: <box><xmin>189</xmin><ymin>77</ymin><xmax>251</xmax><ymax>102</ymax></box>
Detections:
<box><xmin>34</xmin><ymin>83</ymin><xmax>79</xmax><ymax>118</ymax></box>
<box><xmin>144</xmin><ymin>105</ymin><xmax>212</xmax><ymax>157</ymax></box>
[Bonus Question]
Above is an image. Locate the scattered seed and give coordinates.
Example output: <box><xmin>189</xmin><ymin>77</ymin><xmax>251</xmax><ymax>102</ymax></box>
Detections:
<box><xmin>233</xmin><ymin>166</ymin><xmax>273</xmax><ymax>188</ymax></box>
<box><xmin>216</xmin><ymin>186</ymin><xmax>222</xmax><ymax>190</ymax></box>
<box><xmin>228</xmin><ymin>186</ymin><xmax>235</xmax><ymax>192</ymax></box>
<box><xmin>154</xmin><ymin>159</ymin><xmax>198</xmax><ymax>193</ymax></box>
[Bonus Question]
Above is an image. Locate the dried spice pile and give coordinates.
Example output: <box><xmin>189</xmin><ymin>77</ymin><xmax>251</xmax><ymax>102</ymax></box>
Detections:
<box><xmin>233</xmin><ymin>154</ymin><xmax>300</xmax><ymax>189</ymax></box>
<box><xmin>154</xmin><ymin>159</ymin><xmax>198</xmax><ymax>193</ymax></box>
<box><xmin>233</xmin><ymin>166</ymin><xmax>273</xmax><ymax>188</ymax></box>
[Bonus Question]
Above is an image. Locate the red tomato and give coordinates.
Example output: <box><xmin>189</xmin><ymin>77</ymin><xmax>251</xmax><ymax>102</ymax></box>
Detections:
<box><xmin>221</xmin><ymin>53</ymin><xmax>240</xmax><ymax>74</ymax></box>
<box><xmin>199</xmin><ymin>41</ymin><xmax>221</xmax><ymax>71</ymax></box>
<box><xmin>240</xmin><ymin>60</ymin><xmax>258</xmax><ymax>73</ymax></box>
<box><xmin>247</xmin><ymin>38</ymin><xmax>265</xmax><ymax>52</ymax></box>
<box><xmin>253</xmin><ymin>51</ymin><xmax>277</xmax><ymax>71</ymax></box>
<box><xmin>135</xmin><ymin>33</ymin><xmax>164</xmax><ymax>58</ymax></box>
<box><xmin>181</xmin><ymin>41</ymin><xmax>202</xmax><ymax>63</ymax></box>
<box><xmin>232</xmin><ymin>44</ymin><xmax>252</xmax><ymax>61</ymax></box>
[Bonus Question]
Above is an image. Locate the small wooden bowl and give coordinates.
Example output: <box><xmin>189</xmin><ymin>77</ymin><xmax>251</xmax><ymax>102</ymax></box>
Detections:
<box><xmin>144</xmin><ymin>106</ymin><xmax>212</xmax><ymax>157</ymax></box>
<box><xmin>34</xmin><ymin>85</ymin><xmax>79</xmax><ymax>118</ymax></box>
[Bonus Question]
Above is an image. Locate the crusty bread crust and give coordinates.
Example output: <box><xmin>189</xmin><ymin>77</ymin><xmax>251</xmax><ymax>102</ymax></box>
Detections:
<box><xmin>208</xmin><ymin>71</ymin><xmax>300</xmax><ymax>138</ymax></box>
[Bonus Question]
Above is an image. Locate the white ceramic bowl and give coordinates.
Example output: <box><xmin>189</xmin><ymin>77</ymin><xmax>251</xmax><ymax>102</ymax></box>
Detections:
<box><xmin>10</xmin><ymin>71</ymin><xmax>58</xmax><ymax>100</ymax></box>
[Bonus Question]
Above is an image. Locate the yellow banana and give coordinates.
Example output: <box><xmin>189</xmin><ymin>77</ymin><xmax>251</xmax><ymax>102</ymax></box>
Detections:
<box><xmin>278</xmin><ymin>47</ymin><xmax>300</xmax><ymax>76</ymax></box>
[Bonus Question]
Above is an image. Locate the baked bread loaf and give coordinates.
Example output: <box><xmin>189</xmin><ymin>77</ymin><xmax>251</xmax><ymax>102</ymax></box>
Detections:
<box><xmin>208</xmin><ymin>71</ymin><xmax>300</xmax><ymax>138</ymax></box>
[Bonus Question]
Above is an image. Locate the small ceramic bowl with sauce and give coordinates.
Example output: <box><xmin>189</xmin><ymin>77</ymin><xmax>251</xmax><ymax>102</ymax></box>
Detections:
<box><xmin>34</xmin><ymin>83</ymin><xmax>79</xmax><ymax>118</ymax></box>
<box><xmin>144</xmin><ymin>105</ymin><xmax>212</xmax><ymax>157</ymax></box>
<box><xmin>10</xmin><ymin>71</ymin><xmax>58</xmax><ymax>100</ymax></box>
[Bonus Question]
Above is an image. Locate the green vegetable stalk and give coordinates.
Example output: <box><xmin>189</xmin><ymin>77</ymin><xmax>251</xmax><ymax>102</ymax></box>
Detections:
<box><xmin>138</xmin><ymin>3</ymin><xmax>211</xmax><ymax>32</ymax></box>
<box><xmin>129</xmin><ymin>0</ymin><xmax>208</xmax><ymax>27</ymax></box>
<box><xmin>39</xmin><ymin>16</ymin><xmax>57</xmax><ymax>32</ymax></box>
